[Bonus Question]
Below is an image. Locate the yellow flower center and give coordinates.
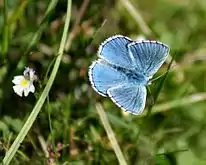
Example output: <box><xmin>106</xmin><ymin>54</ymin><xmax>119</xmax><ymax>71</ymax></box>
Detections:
<box><xmin>20</xmin><ymin>79</ymin><xmax>29</xmax><ymax>87</ymax></box>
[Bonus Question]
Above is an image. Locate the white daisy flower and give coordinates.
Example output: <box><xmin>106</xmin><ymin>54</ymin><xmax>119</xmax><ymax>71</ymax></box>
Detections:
<box><xmin>12</xmin><ymin>67</ymin><xmax>37</xmax><ymax>97</ymax></box>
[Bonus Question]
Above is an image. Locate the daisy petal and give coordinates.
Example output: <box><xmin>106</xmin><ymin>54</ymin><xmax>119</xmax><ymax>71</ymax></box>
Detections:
<box><xmin>12</xmin><ymin>76</ymin><xmax>24</xmax><ymax>84</ymax></box>
<box><xmin>23</xmin><ymin>87</ymin><xmax>30</xmax><ymax>97</ymax></box>
<box><xmin>29</xmin><ymin>84</ymin><xmax>35</xmax><ymax>93</ymax></box>
<box><xmin>13</xmin><ymin>85</ymin><xmax>24</xmax><ymax>97</ymax></box>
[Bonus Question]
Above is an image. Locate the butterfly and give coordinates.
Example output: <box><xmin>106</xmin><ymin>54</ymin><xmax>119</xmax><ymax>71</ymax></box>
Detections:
<box><xmin>88</xmin><ymin>35</ymin><xmax>170</xmax><ymax>115</ymax></box>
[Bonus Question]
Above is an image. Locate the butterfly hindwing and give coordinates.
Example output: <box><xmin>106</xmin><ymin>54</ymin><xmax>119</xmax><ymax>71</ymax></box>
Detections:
<box><xmin>128</xmin><ymin>41</ymin><xmax>169</xmax><ymax>78</ymax></box>
<box><xmin>98</xmin><ymin>35</ymin><xmax>135</xmax><ymax>69</ymax></box>
<box><xmin>107</xmin><ymin>84</ymin><xmax>147</xmax><ymax>115</ymax></box>
<box><xmin>89</xmin><ymin>59</ymin><xmax>127</xmax><ymax>96</ymax></box>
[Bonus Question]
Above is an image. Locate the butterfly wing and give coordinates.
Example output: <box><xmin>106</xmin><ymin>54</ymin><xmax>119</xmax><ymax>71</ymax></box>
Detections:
<box><xmin>107</xmin><ymin>84</ymin><xmax>147</xmax><ymax>115</ymax></box>
<box><xmin>89</xmin><ymin>59</ymin><xmax>127</xmax><ymax>96</ymax></box>
<box><xmin>98</xmin><ymin>35</ymin><xmax>135</xmax><ymax>69</ymax></box>
<box><xmin>128</xmin><ymin>41</ymin><xmax>169</xmax><ymax>78</ymax></box>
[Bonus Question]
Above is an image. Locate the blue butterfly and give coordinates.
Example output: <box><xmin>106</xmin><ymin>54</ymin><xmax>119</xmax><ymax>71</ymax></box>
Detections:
<box><xmin>88</xmin><ymin>35</ymin><xmax>169</xmax><ymax>115</ymax></box>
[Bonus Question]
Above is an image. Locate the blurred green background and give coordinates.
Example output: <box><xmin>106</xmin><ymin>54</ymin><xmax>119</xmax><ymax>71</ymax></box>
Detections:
<box><xmin>0</xmin><ymin>0</ymin><xmax>206</xmax><ymax>164</ymax></box>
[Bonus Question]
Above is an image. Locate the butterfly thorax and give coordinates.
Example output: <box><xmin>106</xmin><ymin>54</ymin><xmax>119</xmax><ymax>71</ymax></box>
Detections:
<box><xmin>112</xmin><ymin>65</ymin><xmax>148</xmax><ymax>86</ymax></box>
<box><xmin>125</xmin><ymin>70</ymin><xmax>148</xmax><ymax>85</ymax></box>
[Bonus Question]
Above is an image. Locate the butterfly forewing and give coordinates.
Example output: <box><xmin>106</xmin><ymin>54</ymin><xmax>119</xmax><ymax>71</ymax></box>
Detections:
<box><xmin>98</xmin><ymin>35</ymin><xmax>135</xmax><ymax>69</ymax></box>
<box><xmin>128</xmin><ymin>41</ymin><xmax>169</xmax><ymax>78</ymax></box>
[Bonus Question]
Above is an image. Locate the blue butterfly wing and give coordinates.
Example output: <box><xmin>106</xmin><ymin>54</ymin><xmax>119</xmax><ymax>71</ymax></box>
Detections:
<box><xmin>128</xmin><ymin>41</ymin><xmax>169</xmax><ymax>78</ymax></box>
<box><xmin>107</xmin><ymin>84</ymin><xmax>146</xmax><ymax>115</ymax></box>
<box><xmin>98</xmin><ymin>35</ymin><xmax>135</xmax><ymax>69</ymax></box>
<box><xmin>89</xmin><ymin>59</ymin><xmax>127</xmax><ymax>96</ymax></box>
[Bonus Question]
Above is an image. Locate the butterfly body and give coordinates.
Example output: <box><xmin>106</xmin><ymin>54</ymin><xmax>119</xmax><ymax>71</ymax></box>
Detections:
<box><xmin>108</xmin><ymin>62</ymin><xmax>148</xmax><ymax>86</ymax></box>
<box><xmin>88</xmin><ymin>35</ymin><xmax>169</xmax><ymax>115</ymax></box>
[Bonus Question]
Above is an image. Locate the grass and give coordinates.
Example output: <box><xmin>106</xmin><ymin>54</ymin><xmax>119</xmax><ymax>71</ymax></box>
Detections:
<box><xmin>0</xmin><ymin>0</ymin><xmax>206</xmax><ymax>164</ymax></box>
<box><xmin>2</xmin><ymin>1</ymin><xmax>71</xmax><ymax>164</ymax></box>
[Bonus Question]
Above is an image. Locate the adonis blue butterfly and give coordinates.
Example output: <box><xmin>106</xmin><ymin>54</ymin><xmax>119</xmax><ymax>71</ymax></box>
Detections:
<box><xmin>88</xmin><ymin>35</ymin><xmax>169</xmax><ymax>115</ymax></box>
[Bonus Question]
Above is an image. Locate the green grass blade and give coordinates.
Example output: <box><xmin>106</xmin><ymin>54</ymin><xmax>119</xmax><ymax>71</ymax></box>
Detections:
<box><xmin>16</xmin><ymin>0</ymin><xmax>59</xmax><ymax>70</ymax></box>
<box><xmin>7</xmin><ymin>0</ymin><xmax>28</xmax><ymax>25</ymax></box>
<box><xmin>119</xmin><ymin>0</ymin><xmax>152</xmax><ymax>36</ymax></box>
<box><xmin>144</xmin><ymin>52</ymin><xmax>176</xmax><ymax>119</ymax></box>
<box><xmin>96</xmin><ymin>103</ymin><xmax>128</xmax><ymax>165</ymax></box>
<box><xmin>2</xmin><ymin>0</ymin><xmax>72</xmax><ymax>164</ymax></box>
<box><xmin>146</xmin><ymin>93</ymin><xmax>206</xmax><ymax>116</ymax></box>
<box><xmin>1</xmin><ymin>0</ymin><xmax>9</xmax><ymax>57</ymax></box>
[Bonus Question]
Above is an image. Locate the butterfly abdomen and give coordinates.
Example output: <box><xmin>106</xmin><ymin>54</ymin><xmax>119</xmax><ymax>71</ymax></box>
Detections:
<box><xmin>126</xmin><ymin>71</ymin><xmax>148</xmax><ymax>85</ymax></box>
<box><xmin>111</xmin><ymin>65</ymin><xmax>148</xmax><ymax>85</ymax></box>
